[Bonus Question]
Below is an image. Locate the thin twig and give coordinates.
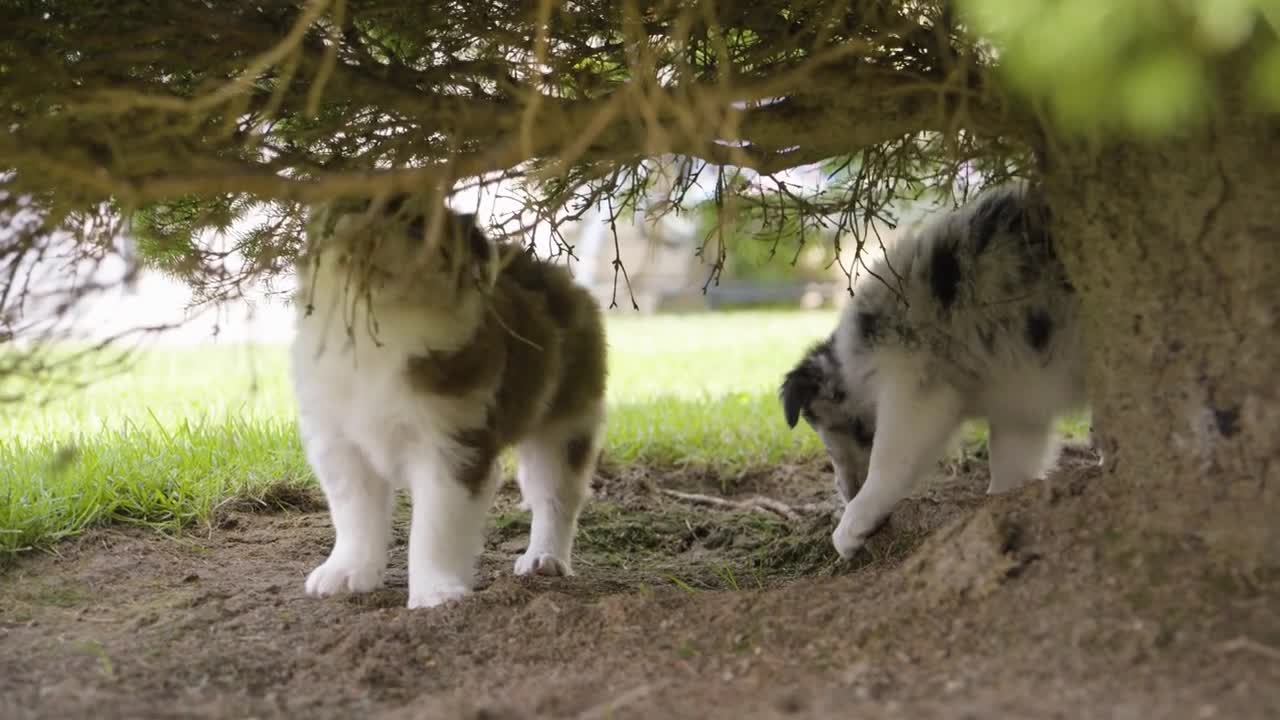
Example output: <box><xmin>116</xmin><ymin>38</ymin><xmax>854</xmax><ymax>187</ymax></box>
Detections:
<box><xmin>572</xmin><ymin>683</ymin><xmax>659</xmax><ymax>720</ymax></box>
<box><xmin>659</xmin><ymin>488</ymin><xmax>813</xmax><ymax>520</ymax></box>
<box><xmin>1218</xmin><ymin>636</ymin><xmax>1280</xmax><ymax>662</ymax></box>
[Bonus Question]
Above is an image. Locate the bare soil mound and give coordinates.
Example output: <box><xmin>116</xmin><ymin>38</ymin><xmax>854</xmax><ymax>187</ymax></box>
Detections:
<box><xmin>3</xmin><ymin>446</ymin><xmax>1278</xmax><ymax>719</ymax></box>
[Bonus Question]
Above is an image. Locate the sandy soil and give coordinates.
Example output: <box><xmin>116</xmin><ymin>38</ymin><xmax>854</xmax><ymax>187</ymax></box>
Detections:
<box><xmin>3</xmin><ymin>446</ymin><xmax>1278</xmax><ymax>719</ymax></box>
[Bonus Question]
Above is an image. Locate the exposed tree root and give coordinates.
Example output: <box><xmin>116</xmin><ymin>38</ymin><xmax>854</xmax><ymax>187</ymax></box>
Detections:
<box><xmin>658</xmin><ymin>488</ymin><xmax>834</xmax><ymax>520</ymax></box>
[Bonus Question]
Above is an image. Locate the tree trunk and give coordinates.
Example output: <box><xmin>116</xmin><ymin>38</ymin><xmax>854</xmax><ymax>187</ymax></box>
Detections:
<box><xmin>1044</xmin><ymin>99</ymin><xmax>1280</xmax><ymax>567</ymax></box>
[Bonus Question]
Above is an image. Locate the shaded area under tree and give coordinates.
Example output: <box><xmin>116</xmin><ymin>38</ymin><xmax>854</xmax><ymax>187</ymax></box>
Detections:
<box><xmin>1</xmin><ymin>3</ymin><xmax>1278</xmax><ymax>694</ymax></box>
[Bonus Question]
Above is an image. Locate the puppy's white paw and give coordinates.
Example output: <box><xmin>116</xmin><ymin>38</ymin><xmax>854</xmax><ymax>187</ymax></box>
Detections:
<box><xmin>514</xmin><ymin>552</ymin><xmax>572</xmax><ymax>577</ymax></box>
<box><xmin>831</xmin><ymin>525</ymin><xmax>867</xmax><ymax>560</ymax></box>
<box><xmin>987</xmin><ymin>474</ymin><xmax>1033</xmax><ymax>495</ymax></box>
<box><xmin>986</xmin><ymin>480</ymin><xmax>1016</xmax><ymax>496</ymax></box>
<box><xmin>407</xmin><ymin>585</ymin><xmax>471</xmax><ymax>610</ymax></box>
<box><xmin>305</xmin><ymin>555</ymin><xmax>383</xmax><ymax>597</ymax></box>
<box><xmin>832</xmin><ymin>504</ymin><xmax>887</xmax><ymax>560</ymax></box>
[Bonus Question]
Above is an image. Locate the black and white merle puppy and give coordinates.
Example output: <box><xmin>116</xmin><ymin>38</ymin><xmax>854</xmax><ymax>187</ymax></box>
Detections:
<box><xmin>781</xmin><ymin>182</ymin><xmax>1089</xmax><ymax>559</ymax></box>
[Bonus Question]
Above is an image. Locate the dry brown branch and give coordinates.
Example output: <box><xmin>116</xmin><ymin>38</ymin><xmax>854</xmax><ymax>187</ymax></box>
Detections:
<box><xmin>570</xmin><ymin>683</ymin><xmax>659</xmax><ymax>720</ymax></box>
<box><xmin>1217</xmin><ymin>636</ymin><xmax>1280</xmax><ymax>663</ymax></box>
<box><xmin>658</xmin><ymin>488</ymin><xmax>834</xmax><ymax>520</ymax></box>
<box><xmin>4</xmin><ymin>1</ymin><xmax>1012</xmax><ymax>197</ymax></box>
<box><xmin>0</xmin><ymin>0</ymin><xmax>1033</xmax><ymax>389</ymax></box>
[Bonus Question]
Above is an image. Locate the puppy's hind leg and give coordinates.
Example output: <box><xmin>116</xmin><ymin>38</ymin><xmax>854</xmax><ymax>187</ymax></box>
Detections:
<box><xmin>514</xmin><ymin>464</ymin><xmax>533</xmax><ymax>512</ymax></box>
<box><xmin>832</xmin><ymin>378</ymin><xmax>963</xmax><ymax>559</ymax></box>
<box><xmin>514</xmin><ymin>404</ymin><xmax>605</xmax><ymax>577</ymax></box>
<box><xmin>987</xmin><ymin>417</ymin><xmax>1057</xmax><ymax>495</ymax></box>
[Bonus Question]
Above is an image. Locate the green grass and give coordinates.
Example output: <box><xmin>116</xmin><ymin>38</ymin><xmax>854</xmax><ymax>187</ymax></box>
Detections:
<box><xmin>0</xmin><ymin>310</ymin><xmax>839</xmax><ymax>561</ymax></box>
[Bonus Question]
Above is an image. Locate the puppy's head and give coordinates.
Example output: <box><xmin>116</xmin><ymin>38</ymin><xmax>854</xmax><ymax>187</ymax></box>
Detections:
<box><xmin>303</xmin><ymin>193</ymin><xmax>503</xmax><ymax>309</ymax></box>
<box><xmin>780</xmin><ymin>337</ymin><xmax>876</xmax><ymax>503</ymax></box>
<box><xmin>780</xmin><ymin>337</ymin><xmax>849</xmax><ymax>430</ymax></box>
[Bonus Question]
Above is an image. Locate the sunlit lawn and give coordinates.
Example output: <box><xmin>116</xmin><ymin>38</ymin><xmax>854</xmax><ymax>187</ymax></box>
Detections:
<box><xmin>0</xmin><ymin>310</ymin><xmax>841</xmax><ymax>560</ymax></box>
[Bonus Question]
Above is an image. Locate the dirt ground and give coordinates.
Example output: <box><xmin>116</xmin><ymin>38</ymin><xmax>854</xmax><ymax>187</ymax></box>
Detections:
<box><xmin>3</xmin><ymin>444</ymin><xmax>1279</xmax><ymax>719</ymax></box>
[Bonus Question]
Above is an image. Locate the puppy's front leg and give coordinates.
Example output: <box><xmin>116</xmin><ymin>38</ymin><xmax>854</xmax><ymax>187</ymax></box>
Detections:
<box><xmin>405</xmin><ymin>440</ymin><xmax>501</xmax><ymax>610</ymax></box>
<box><xmin>832</xmin><ymin>380</ymin><xmax>963</xmax><ymax>559</ymax></box>
<box><xmin>304</xmin><ymin>433</ymin><xmax>393</xmax><ymax>597</ymax></box>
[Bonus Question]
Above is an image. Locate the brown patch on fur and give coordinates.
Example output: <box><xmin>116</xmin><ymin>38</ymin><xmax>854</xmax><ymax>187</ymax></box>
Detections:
<box><xmin>405</xmin><ymin>335</ymin><xmax>504</xmax><ymax>398</ymax></box>
<box><xmin>451</xmin><ymin>426</ymin><xmax>499</xmax><ymax>496</ymax></box>
<box><xmin>414</xmin><ymin>238</ymin><xmax>609</xmax><ymax>445</ymax></box>
<box><xmin>359</xmin><ymin>201</ymin><xmax>606</xmax><ymax>490</ymax></box>
<box><xmin>439</xmin><ymin>214</ymin><xmax>494</xmax><ymax>297</ymax></box>
<box><xmin>360</xmin><ymin>195</ymin><xmax>492</xmax><ymax>266</ymax></box>
<box><xmin>495</xmin><ymin>248</ymin><xmax>608</xmax><ymax>422</ymax></box>
<box><xmin>565</xmin><ymin>433</ymin><xmax>595</xmax><ymax>474</ymax></box>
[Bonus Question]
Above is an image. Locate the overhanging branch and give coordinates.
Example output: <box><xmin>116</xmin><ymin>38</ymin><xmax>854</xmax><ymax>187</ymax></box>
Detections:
<box><xmin>9</xmin><ymin>70</ymin><xmax>1013</xmax><ymax>205</ymax></box>
<box><xmin>1</xmin><ymin>0</ymin><xmax>1017</xmax><ymax>205</ymax></box>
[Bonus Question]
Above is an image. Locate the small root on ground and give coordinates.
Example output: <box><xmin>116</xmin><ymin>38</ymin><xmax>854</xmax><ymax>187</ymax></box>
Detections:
<box><xmin>658</xmin><ymin>487</ymin><xmax>834</xmax><ymax>520</ymax></box>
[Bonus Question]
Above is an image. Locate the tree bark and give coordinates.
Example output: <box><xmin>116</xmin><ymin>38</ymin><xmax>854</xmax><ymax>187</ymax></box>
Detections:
<box><xmin>1045</xmin><ymin>99</ymin><xmax>1280</xmax><ymax>567</ymax></box>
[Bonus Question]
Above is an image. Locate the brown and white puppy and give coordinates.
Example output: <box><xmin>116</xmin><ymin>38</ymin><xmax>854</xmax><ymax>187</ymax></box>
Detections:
<box><xmin>291</xmin><ymin>194</ymin><xmax>607</xmax><ymax>609</ymax></box>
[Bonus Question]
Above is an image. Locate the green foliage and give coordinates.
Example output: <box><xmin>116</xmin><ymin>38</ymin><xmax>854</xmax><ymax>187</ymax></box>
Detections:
<box><xmin>962</xmin><ymin>0</ymin><xmax>1280</xmax><ymax>136</ymax></box>
<box><xmin>690</xmin><ymin>201</ymin><xmax>831</xmax><ymax>284</ymax></box>
<box><xmin>130</xmin><ymin>195</ymin><xmax>306</xmax><ymax>285</ymax></box>
<box><xmin>1250</xmin><ymin>40</ymin><xmax>1280</xmax><ymax>106</ymax></box>
<box><xmin>131</xmin><ymin>198</ymin><xmax>222</xmax><ymax>277</ymax></box>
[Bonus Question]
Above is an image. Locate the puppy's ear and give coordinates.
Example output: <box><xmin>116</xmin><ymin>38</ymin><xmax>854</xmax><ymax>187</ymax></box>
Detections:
<box><xmin>780</xmin><ymin>363</ymin><xmax>820</xmax><ymax>429</ymax></box>
<box><xmin>442</xmin><ymin>210</ymin><xmax>501</xmax><ymax>289</ymax></box>
<box><xmin>450</xmin><ymin>212</ymin><xmax>493</xmax><ymax>264</ymax></box>
<box><xmin>382</xmin><ymin>193</ymin><xmax>411</xmax><ymax>216</ymax></box>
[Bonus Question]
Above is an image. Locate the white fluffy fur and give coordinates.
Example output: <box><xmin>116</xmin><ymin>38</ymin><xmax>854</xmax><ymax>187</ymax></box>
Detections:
<box><xmin>781</xmin><ymin>183</ymin><xmax>1090</xmax><ymax>559</ymax></box>
<box><xmin>512</xmin><ymin>411</ymin><xmax>604</xmax><ymax>576</ymax></box>
<box><xmin>293</xmin><ymin>211</ymin><xmax>604</xmax><ymax>609</ymax></box>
